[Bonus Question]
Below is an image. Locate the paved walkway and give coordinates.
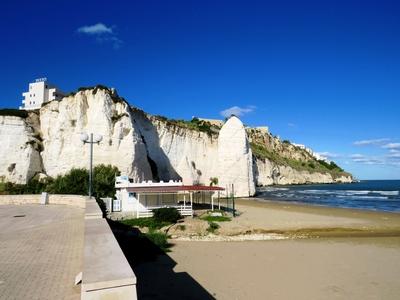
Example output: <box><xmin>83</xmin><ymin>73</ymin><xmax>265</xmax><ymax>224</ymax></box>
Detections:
<box><xmin>0</xmin><ymin>204</ymin><xmax>84</xmax><ymax>300</ymax></box>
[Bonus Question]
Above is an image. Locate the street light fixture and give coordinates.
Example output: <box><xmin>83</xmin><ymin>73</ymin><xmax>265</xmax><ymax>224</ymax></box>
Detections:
<box><xmin>80</xmin><ymin>133</ymin><xmax>103</xmax><ymax>198</ymax></box>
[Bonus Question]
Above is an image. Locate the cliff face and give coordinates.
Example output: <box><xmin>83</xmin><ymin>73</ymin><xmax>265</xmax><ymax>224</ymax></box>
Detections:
<box><xmin>0</xmin><ymin>113</ymin><xmax>42</xmax><ymax>183</ymax></box>
<box><xmin>134</xmin><ymin>112</ymin><xmax>255</xmax><ymax>196</ymax></box>
<box><xmin>0</xmin><ymin>86</ymin><xmax>352</xmax><ymax>196</ymax></box>
<box><xmin>254</xmin><ymin>158</ymin><xmax>346</xmax><ymax>185</ymax></box>
<box><xmin>39</xmin><ymin>88</ymin><xmax>153</xmax><ymax>181</ymax></box>
<box><xmin>249</xmin><ymin>127</ymin><xmax>353</xmax><ymax>185</ymax></box>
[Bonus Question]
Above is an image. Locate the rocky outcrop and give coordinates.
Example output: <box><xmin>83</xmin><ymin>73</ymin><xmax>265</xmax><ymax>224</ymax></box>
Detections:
<box><xmin>0</xmin><ymin>114</ymin><xmax>42</xmax><ymax>183</ymax></box>
<box><xmin>254</xmin><ymin>158</ymin><xmax>353</xmax><ymax>185</ymax></box>
<box><xmin>218</xmin><ymin>116</ymin><xmax>255</xmax><ymax>197</ymax></box>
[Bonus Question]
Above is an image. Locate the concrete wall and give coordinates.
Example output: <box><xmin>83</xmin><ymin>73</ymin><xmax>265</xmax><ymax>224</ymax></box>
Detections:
<box><xmin>0</xmin><ymin>194</ymin><xmax>86</xmax><ymax>208</ymax></box>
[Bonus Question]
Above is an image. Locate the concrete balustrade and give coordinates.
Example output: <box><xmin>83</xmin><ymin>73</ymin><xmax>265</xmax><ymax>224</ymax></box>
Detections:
<box><xmin>0</xmin><ymin>194</ymin><xmax>87</xmax><ymax>208</ymax></box>
<box><xmin>81</xmin><ymin>217</ymin><xmax>137</xmax><ymax>299</ymax></box>
<box><xmin>0</xmin><ymin>194</ymin><xmax>137</xmax><ymax>299</ymax></box>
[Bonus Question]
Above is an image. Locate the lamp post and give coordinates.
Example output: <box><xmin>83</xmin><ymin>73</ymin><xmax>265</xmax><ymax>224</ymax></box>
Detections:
<box><xmin>80</xmin><ymin>133</ymin><xmax>103</xmax><ymax>198</ymax></box>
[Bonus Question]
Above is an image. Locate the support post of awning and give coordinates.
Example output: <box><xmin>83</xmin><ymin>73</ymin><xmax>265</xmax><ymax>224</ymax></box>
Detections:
<box><xmin>136</xmin><ymin>194</ymin><xmax>140</xmax><ymax>218</ymax></box>
<box><xmin>190</xmin><ymin>192</ymin><xmax>193</xmax><ymax>217</ymax></box>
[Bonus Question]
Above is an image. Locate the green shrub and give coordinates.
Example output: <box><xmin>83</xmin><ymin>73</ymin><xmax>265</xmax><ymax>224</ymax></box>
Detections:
<box><xmin>47</xmin><ymin>168</ymin><xmax>88</xmax><ymax>195</ymax></box>
<box><xmin>153</xmin><ymin>207</ymin><xmax>181</xmax><ymax>224</ymax></box>
<box><xmin>145</xmin><ymin>231</ymin><xmax>170</xmax><ymax>252</ymax></box>
<box><xmin>206</xmin><ymin>222</ymin><xmax>220</xmax><ymax>233</ymax></box>
<box><xmin>177</xmin><ymin>224</ymin><xmax>186</xmax><ymax>231</ymax></box>
<box><xmin>1</xmin><ymin>164</ymin><xmax>120</xmax><ymax>198</ymax></box>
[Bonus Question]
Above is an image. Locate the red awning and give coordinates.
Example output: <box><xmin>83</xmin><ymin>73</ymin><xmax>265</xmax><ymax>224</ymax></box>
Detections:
<box><xmin>126</xmin><ymin>185</ymin><xmax>225</xmax><ymax>193</ymax></box>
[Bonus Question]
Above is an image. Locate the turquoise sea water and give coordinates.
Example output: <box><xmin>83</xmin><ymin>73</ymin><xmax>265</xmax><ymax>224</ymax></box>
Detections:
<box><xmin>257</xmin><ymin>180</ymin><xmax>400</xmax><ymax>213</ymax></box>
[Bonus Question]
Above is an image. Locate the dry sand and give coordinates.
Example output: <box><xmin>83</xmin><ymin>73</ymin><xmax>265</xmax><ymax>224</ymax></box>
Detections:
<box><xmin>166</xmin><ymin>238</ymin><xmax>400</xmax><ymax>300</ymax></box>
<box><xmin>136</xmin><ymin>199</ymin><xmax>400</xmax><ymax>299</ymax></box>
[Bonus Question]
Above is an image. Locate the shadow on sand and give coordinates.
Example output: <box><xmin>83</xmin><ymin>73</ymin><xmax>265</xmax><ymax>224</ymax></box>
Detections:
<box><xmin>108</xmin><ymin>220</ymin><xmax>216</xmax><ymax>300</ymax></box>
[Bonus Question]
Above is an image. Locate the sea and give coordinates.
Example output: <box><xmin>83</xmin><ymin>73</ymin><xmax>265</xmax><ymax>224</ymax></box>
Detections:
<box><xmin>256</xmin><ymin>180</ymin><xmax>400</xmax><ymax>213</ymax></box>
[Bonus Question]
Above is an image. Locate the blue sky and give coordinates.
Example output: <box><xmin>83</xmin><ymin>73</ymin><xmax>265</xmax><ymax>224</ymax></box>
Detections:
<box><xmin>1</xmin><ymin>0</ymin><xmax>399</xmax><ymax>179</ymax></box>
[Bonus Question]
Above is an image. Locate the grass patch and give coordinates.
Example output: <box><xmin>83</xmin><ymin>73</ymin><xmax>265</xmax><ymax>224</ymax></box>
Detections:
<box><xmin>145</xmin><ymin>230</ymin><xmax>171</xmax><ymax>252</ymax></box>
<box><xmin>201</xmin><ymin>215</ymin><xmax>231</xmax><ymax>222</ymax></box>
<box><xmin>119</xmin><ymin>217</ymin><xmax>171</xmax><ymax>230</ymax></box>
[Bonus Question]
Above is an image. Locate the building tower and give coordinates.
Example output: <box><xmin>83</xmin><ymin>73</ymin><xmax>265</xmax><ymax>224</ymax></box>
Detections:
<box><xmin>20</xmin><ymin>78</ymin><xmax>65</xmax><ymax>110</ymax></box>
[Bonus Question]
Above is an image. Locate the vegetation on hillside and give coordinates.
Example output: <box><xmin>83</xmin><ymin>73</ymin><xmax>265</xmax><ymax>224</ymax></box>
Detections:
<box><xmin>152</xmin><ymin>116</ymin><xmax>221</xmax><ymax>136</ymax></box>
<box><xmin>250</xmin><ymin>142</ymin><xmax>350</xmax><ymax>178</ymax></box>
<box><xmin>65</xmin><ymin>85</ymin><xmax>128</xmax><ymax>105</ymax></box>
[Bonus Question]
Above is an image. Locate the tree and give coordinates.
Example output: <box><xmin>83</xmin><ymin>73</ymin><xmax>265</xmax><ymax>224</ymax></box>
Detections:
<box><xmin>209</xmin><ymin>177</ymin><xmax>218</xmax><ymax>186</ymax></box>
<box><xmin>93</xmin><ymin>164</ymin><xmax>120</xmax><ymax>198</ymax></box>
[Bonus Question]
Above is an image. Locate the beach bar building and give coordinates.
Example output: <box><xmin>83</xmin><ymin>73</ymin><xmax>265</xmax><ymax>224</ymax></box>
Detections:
<box><xmin>114</xmin><ymin>176</ymin><xmax>225</xmax><ymax>218</ymax></box>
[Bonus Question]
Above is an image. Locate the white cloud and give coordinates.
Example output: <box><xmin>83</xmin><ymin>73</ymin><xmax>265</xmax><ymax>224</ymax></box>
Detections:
<box><xmin>220</xmin><ymin>105</ymin><xmax>255</xmax><ymax>118</ymax></box>
<box><xmin>388</xmin><ymin>152</ymin><xmax>400</xmax><ymax>159</ymax></box>
<box><xmin>350</xmin><ymin>154</ymin><xmax>384</xmax><ymax>165</ymax></box>
<box><xmin>287</xmin><ymin>123</ymin><xmax>296</xmax><ymax>127</ymax></box>
<box><xmin>77</xmin><ymin>23</ymin><xmax>122</xmax><ymax>49</ymax></box>
<box><xmin>353</xmin><ymin>138</ymin><xmax>390</xmax><ymax>146</ymax></box>
<box><xmin>382</xmin><ymin>143</ymin><xmax>400</xmax><ymax>150</ymax></box>
<box><xmin>77</xmin><ymin>23</ymin><xmax>113</xmax><ymax>35</ymax></box>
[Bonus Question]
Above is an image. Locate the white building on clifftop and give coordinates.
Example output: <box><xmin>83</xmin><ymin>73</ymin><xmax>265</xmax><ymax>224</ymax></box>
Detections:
<box><xmin>19</xmin><ymin>78</ymin><xmax>65</xmax><ymax>110</ymax></box>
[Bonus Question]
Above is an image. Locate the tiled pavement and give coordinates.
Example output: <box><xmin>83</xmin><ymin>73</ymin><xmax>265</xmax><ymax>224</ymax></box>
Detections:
<box><xmin>0</xmin><ymin>204</ymin><xmax>84</xmax><ymax>300</ymax></box>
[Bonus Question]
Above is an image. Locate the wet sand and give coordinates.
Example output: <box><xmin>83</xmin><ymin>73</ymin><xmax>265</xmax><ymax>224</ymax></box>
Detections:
<box><xmin>221</xmin><ymin>198</ymin><xmax>400</xmax><ymax>237</ymax></box>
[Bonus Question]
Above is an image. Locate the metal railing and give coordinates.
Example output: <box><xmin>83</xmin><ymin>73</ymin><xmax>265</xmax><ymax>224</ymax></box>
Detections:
<box><xmin>137</xmin><ymin>205</ymin><xmax>193</xmax><ymax>218</ymax></box>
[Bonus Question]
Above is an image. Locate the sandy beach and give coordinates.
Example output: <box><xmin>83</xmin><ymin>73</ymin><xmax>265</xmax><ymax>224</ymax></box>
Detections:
<box><xmin>134</xmin><ymin>198</ymin><xmax>400</xmax><ymax>299</ymax></box>
<box><xmin>168</xmin><ymin>198</ymin><xmax>400</xmax><ymax>239</ymax></box>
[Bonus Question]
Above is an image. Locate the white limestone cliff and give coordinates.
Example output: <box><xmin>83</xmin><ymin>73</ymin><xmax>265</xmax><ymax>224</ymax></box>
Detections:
<box><xmin>0</xmin><ymin>114</ymin><xmax>42</xmax><ymax>183</ymax></box>
<box><xmin>39</xmin><ymin>89</ymin><xmax>153</xmax><ymax>181</ymax></box>
<box><xmin>217</xmin><ymin>116</ymin><xmax>256</xmax><ymax>197</ymax></box>
<box><xmin>0</xmin><ymin>86</ymin><xmax>352</xmax><ymax>192</ymax></box>
<box><xmin>143</xmin><ymin>115</ymin><xmax>220</xmax><ymax>186</ymax></box>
